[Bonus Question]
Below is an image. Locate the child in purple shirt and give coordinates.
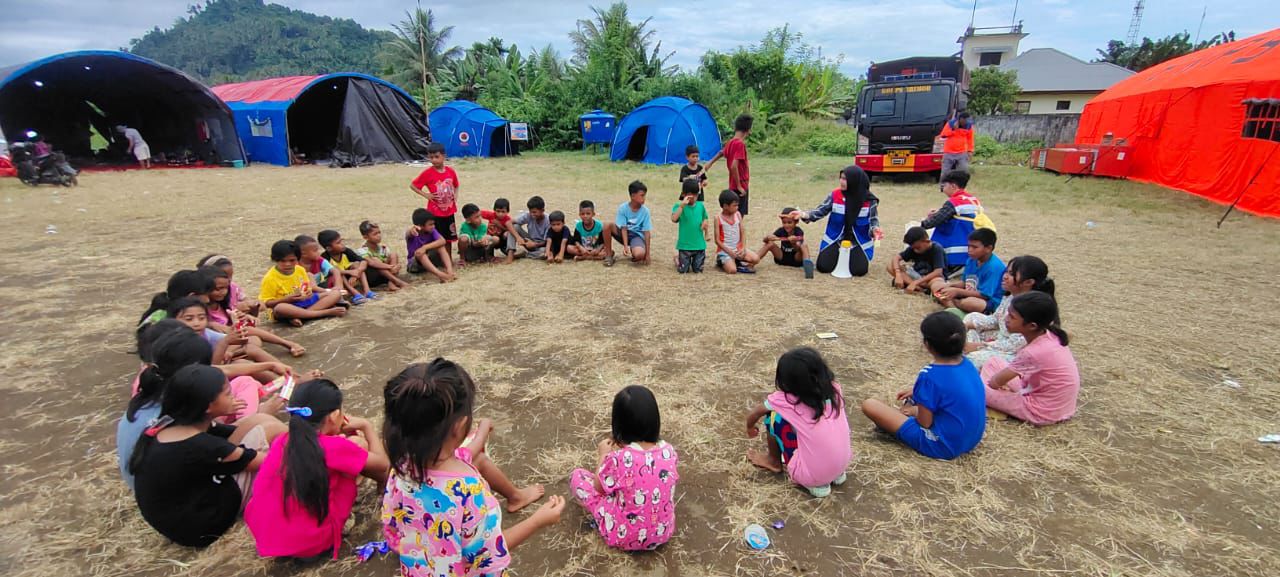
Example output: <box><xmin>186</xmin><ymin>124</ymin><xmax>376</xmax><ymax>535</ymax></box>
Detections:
<box><xmin>405</xmin><ymin>208</ymin><xmax>455</xmax><ymax>283</ymax></box>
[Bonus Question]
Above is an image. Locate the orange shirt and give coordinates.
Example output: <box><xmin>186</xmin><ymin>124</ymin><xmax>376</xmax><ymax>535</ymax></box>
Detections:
<box><xmin>940</xmin><ymin>121</ymin><xmax>974</xmax><ymax>154</ymax></box>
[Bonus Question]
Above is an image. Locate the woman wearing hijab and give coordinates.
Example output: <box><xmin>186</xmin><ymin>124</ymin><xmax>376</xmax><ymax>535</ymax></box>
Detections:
<box><xmin>791</xmin><ymin>166</ymin><xmax>881</xmax><ymax>276</ymax></box>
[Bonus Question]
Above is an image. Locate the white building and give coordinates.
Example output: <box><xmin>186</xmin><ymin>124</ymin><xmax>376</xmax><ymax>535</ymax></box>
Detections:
<box><xmin>959</xmin><ymin>25</ymin><xmax>1135</xmax><ymax>114</ymax></box>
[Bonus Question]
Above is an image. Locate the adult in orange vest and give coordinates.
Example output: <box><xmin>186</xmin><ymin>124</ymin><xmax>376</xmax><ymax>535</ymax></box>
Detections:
<box><xmin>938</xmin><ymin>111</ymin><xmax>974</xmax><ymax>181</ymax></box>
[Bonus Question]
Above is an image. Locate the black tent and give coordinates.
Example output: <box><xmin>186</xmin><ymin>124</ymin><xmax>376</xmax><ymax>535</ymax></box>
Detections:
<box><xmin>0</xmin><ymin>50</ymin><xmax>244</xmax><ymax>166</ymax></box>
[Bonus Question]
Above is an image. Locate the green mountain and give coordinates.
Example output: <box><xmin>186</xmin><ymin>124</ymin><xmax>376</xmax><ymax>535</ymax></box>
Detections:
<box><xmin>128</xmin><ymin>0</ymin><xmax>392</xmax><ymax>84</ymax></box>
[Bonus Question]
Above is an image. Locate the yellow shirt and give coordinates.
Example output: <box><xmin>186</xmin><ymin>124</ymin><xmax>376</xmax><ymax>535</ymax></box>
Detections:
<box><xmin>327</xmin><ymin>251</ymin><xmax>354</xmax><ymax>271</ymax></box>
<box><xmin>258</xmin><ymin>265</ymin><xmax>309</xmax><ymax>304</ymax></box>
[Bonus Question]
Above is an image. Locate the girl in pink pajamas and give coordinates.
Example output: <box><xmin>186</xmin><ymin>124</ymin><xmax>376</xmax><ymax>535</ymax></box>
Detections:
<box><xmin>570</xmin><ymin>385</ymin><xmax>680</xmax><ymax>551</ymax></box>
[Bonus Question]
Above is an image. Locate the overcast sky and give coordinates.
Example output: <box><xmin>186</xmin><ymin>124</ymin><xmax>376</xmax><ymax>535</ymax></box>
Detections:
<box><xmin>1</xmin><ymin>0</ymin><xmax>1273</xmax><ymax>74</ymax></box>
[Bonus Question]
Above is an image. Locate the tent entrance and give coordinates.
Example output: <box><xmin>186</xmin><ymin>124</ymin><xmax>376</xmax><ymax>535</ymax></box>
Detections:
<box><xmin>487</xmin><ymin>125</ymin><xmax>514</xmax><ymax>157</ymax></box>
<box><xmin>287</xmin><ymin>78</ymin><xmax>347</xmax><ymax>164</ymax></box>
<box><xmin>624</xmin><ymin>126</ymin><xmax>649</xmax><ymax>160</ymax></box>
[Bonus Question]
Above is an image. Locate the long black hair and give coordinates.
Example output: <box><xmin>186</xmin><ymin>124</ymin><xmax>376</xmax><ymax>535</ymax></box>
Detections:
<box><xmin>921</xmin><ymin>311</ymin><xmax>967</xmax><ymax>358</ymax></box>
<box><xmin>282</xmin><ymin>379</ymin><xmax>344</xmax><ymax>524</ymax></box>
<box><xmin>383</xmin><ymin>359</ymin><xmax>476</xmax><ymax>481</ymax></box>
<box><xmin>128</xmin><ymin>326</ymin><xmax>213</xmax><ymax>422</ymax></box>
<box><xmin>166</xmin><ymin>296</ymin><xmax>207</xmax><ymax>320</ymax></box>
<box><xmin>1010</xmin><ymin>291</ymin><xmax>1069</xmax><ymax>346</ymax></box>
<box><xmin>1006</xmin><ymin>256</ymin><xmax>1055</xmax><ymax>297</ymax></box>
<box><xmin>199</xmin><ymin>265</ymin><xmax>232</xmax><ymax>314</ymax></box>
<box><xmin>775</xmin><ymin>347</ymin><xmax>842</xmax><ymax>422</ymax></box>
<box><xmin>128</xmin><ymin>364</ymin><xmax>226</xmax><ymax>474</ymax></box>
<box><xmin>611</xmin><ymin>385</ymin><xmax>661</xmax><ymax>444</ymax></box>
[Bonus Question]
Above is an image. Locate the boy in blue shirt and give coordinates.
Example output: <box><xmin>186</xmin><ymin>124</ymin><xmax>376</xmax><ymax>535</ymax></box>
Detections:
<box><xmin>930</xmin><ymin>228</ymin><xmax>1005</xmax><ymax>314</ymax></box>
<box><xmin>860</xmin><ymin>311</ymin><xmax>986</xmax><ymax>460</ymax></box>
<box><xmin>603</xmin><ymin>180</ymin><xmax>652</xmax><ymax>266</ymax></box>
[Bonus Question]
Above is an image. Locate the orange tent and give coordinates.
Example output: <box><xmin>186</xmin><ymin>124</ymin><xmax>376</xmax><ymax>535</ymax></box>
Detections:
<box><xmin>1076</xmin><ymin>28</ymin><xmax>1280</xmax><ymax>218</ymax></box>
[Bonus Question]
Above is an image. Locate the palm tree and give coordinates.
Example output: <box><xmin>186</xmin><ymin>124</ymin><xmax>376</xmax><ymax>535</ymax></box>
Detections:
<box><xmin>568</xmin><ymin>2</ymin><xmax>672</xmax><ymax>75</ymax></box>
<box><xmin>379</xmin><ymin>6</ymin><xmax>462</xmax><ymax>107</ymax></box>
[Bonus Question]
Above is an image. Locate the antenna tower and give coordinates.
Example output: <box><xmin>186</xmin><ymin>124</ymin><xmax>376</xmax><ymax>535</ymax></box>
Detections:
<box><xmin>1126</xmin><ymin>0</ymin><xmax>1146</xmax><ymax>47</ymax></box>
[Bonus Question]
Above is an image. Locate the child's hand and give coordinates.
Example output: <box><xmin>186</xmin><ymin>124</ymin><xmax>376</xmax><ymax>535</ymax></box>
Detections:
<box><xmin>342</xmin><ymin>416</ymin><xmax>370</xmax><ymax>434</ymax></box>
<box><xmin>231</xmin><ymin>397</ymin><xmax>249</xmax><ymax>416</ymax></box>
<box><xmin>258</xmin><ymin>394</ymin><xmax>284</xmax><ymax>415</ymax></box>
<box><xmin>900</xmin><ymin>404</ymin><xmax>919</xmax><ymax>417</ymax></box>
<box><xmin>895</xmin><ymin>389</ymin><xmax>913</xmax><ymax>402</ymax></box>
<box><xmin>531</xmin><ymin>495</ymin><xmax>565</xmax><ymax>527</ymax></box>
<box><xmin>789</xmin><ymin>210</ymin><xmax>805</xmax><ymax>221</ymax></box>
<box><xmin>473</xmin><ymin>417</ymin><xmax>493</xmax><ymax>438</ymax></box>
<box><xmin>872</xmin><ymin>227</ymin><xmax>884</xmax><ymax>240</ymax></box>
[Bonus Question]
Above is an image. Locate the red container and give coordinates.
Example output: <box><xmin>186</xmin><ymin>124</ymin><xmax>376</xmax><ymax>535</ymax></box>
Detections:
<box><xmin>1090</xmin><ymin>145</ymin><xmax>1132</xmax><ymax>178</ymax></box>
<box><xmin>1042</xmin><ymin>148</ymin><xmax>1095</xmax><ymax>175</ymax></box>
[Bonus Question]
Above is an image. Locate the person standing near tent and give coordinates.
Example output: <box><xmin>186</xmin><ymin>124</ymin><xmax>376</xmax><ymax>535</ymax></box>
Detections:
<box><xmin>937</xmin><ymin>112</ymin><xmax>974</xmax><ymax>180</ymax></box>
<box><xmin>116</xmin><ymin>125</ymin><xmax>151</xmax><ymax>169</ymax></box>
<box><xmin>702</xmin><ymin>114</ymin><xmax>753</xmax><ymax>215</ymax></box>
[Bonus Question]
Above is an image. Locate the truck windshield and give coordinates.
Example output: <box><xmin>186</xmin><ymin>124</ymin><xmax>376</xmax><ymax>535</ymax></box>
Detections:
<box><xmin>904</xmin><ymin>84</ymin><xmax>952</xmax><ymax>122</ymax></box>
<box><xmin>869</xmin><ymin>98</ymin><xmax>895</xmax><ymax>117</ymax></box>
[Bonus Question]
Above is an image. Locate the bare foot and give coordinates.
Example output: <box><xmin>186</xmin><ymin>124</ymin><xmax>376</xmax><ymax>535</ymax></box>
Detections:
<box><xmin>288</xmin><ymin>343</ymin><xmax>306</xmax><ymax>357</ymax></box>
<box><xmin>386</xmin><ymin>284</ymin><xmax>400</xmax><ymax>292</ymax></box>
<box><xmin>329</xmin><ymin>307</ymin><xmax>348</xmax><ymax>318</ymax></box>
<box><xmin>288</xmin><ymin>318</ymin><xmax>304</xmax><ymax>328</ymax></box>
<box><xmin>747</xmin><ymin>448</ymin><xmax>783</xmax><ymax>473</ymax></box>
<box><xmin>506</xmin><ymin>484</ymin><xmax>546</xmax><ymax>513</ymax></box>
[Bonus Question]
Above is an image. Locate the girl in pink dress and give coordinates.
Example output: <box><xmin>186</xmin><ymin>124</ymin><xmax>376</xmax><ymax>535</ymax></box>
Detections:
<box><xmin>571</xmin><ymin>385</ymin><xmax>680</xmax><ymax>550</ymax></box>
<box><xmin>982</xmin><ymin>292</ymin><xmax>1080</xmax><ymax>425</ymax></box>
<box><xmin>745</xmin><ymin>347</ymin><xmax>852</xmax><ymax>497</ymax></box>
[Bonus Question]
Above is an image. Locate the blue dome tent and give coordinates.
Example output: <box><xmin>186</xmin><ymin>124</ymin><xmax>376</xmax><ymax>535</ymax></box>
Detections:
<box><xmin>428</xmin><ymin>101</ymin><xmax>513</xmax><ymax>158</ymax></box>
<box><xmin>0</xmin><ymin>50</ymin><xmax>245</xmax><ymax>167</ymax></box>
<box><xmin>610</xmin><ymin>97</ymin><xmax>721</xmax><ymax>164</ymax></box>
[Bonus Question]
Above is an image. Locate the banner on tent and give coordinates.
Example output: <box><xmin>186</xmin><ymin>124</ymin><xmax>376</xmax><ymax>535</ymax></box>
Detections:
<box><xmin>249</xmin><ymin>116</ymin><xmax>273</xmax><ymax>138</ymax></box>
<box><xmin>510</xmin><ymin>123</ymin><xmax>529</xmax><ymax>141</ymax></box>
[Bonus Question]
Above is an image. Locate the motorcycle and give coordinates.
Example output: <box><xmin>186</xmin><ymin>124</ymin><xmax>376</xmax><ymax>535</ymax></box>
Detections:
<box><xmin>10</xmin><ymin>141</ymin><xmax>78</xmax><ymax>187</ymax></box>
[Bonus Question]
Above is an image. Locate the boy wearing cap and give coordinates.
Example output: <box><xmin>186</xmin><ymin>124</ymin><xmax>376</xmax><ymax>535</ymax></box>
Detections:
<box><xmin>759</xmin><ymin>207</ymin><xmax>814</xmax><ymax>278</ymax></box>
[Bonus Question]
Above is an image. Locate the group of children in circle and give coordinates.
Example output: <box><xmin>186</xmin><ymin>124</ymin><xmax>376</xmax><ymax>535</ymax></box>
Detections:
<box><xmin>113</xmin><ymin>132</ymin><xmax>1081</xmax><ymax>575</ymax></box>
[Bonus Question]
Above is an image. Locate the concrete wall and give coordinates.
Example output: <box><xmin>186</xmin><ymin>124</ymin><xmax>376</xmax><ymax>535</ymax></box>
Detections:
<box><xmin>975</xmin><ymin>113</ymin><xmax>1080</xmax><ymax>145</ymax></box>
<box><xmin>1015</xmin><ymin>91</ymin><xmax>1100</xmax><ymax>114</ymax></box>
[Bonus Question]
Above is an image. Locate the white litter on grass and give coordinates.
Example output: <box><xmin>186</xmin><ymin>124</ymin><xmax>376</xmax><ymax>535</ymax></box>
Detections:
<box><xmin>45</xmin><ymin>224</ymin><xmax>57</xmax><ymax>234</ymax></box>
<box><xmin>77</xmin><ymin>208</ymin><xmax>87</xmax><ymax>212</ymax></box>
<box><xmin>1222</xmin><ymin>378</ymin><xmax>1241</xmax><ymax>389</ymax></box>
<box><xmin>1258</xmin><ymin>434</ymin><xmax>1280</xmax><ymax>444</ymax></box>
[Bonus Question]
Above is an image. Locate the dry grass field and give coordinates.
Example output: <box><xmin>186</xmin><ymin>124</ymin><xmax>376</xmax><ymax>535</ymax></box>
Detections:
<box><xmin>0</xmin><ymin>152</ymin><xmax>1277</xmax><ymax>577</ymax></box>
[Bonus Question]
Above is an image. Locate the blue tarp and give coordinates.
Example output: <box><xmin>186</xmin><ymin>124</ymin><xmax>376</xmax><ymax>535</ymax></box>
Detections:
<box><xmin>428</xmin><ymin>100</ymin><xmax>512</xmax><ymax>158</ymax></box>
<box><xmin>610</xmin><ymin>97</ymin><xmax>721</xmax><ymax>165</ymax></box>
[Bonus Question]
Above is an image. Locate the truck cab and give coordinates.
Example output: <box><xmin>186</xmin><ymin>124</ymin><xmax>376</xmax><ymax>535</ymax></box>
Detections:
<box><xmin>854</xmin><ymin>57</ymin><xmax>967</xmax><ymax>176</ymax></box>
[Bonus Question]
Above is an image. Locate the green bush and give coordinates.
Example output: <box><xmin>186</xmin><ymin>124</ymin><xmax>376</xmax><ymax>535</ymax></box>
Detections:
<box><xmin>974</xmin><ymin>134</ymin><xmax>1043</xmax><ymax>165</ymax></box>
<box><xmin>753</xmin><ymin>116</ymin><xmax>856</xmax><ymax>157</ymax></box>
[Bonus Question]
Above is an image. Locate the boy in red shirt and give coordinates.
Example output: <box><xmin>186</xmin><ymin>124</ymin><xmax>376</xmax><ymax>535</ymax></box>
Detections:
<box><xmin>480</xmin><ymin>197</ymin><xmax>519</xmax><ymax>264</ymax></box>
<box><xmin>703</xmin><ymin>114</ymin><xmax>753</xmax><ymax>215</ymax></box>
<box><xmin>409</xmin><ymin>142</ymin><xmax>460</xmax><ymax>261</ymax></box>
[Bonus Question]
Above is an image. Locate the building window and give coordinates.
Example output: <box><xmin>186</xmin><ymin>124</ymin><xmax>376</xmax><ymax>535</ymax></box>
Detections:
<box><xmin>979</xmin><ymin>52</ymin><xmax>1003</xmax><ymax>66</ymax></box>
<box><xmin>1243</xmin><ymin>100</ymin><xmax>1280</xmax><ymax>142</ymax></box>
<box><xmin>1013</xmin><ymin>101</ymin><xmax>1031</xmax><ymax>114</ymax></box>
<box><xmin>1056</xmin><ymin>100</ymin><xmax>1072</xmax><ymax>111</ymax></box>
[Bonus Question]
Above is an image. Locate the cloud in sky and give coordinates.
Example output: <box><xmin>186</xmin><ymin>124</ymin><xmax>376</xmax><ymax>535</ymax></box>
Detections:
<box><xmin>0</xmin><ymin>0</ymin><xmax>1272</xmax><ymax>75</ymax></box>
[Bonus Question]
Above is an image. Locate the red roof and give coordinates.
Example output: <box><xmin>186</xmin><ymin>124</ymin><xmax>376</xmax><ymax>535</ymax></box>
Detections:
<box><xmin>211</xmin><ymin>75</ymin><xmax>323</xmax><ymax>103</ymax></box>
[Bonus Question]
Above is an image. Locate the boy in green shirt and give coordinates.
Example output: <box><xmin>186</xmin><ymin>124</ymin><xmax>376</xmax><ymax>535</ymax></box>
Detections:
<box><xmin>671</xmin><ymin>179</ymin><xmax>709</xmax><ymax>273</ymax></box>
<box><xmin>458</xmin><ymin>203</ymin><xmax>499</xmax><ymax>264</ymax></box>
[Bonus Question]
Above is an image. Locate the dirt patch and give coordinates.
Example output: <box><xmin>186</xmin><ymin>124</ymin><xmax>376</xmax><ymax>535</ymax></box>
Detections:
<box><xmin>1</xmin><ymin>154</ymin><xmax>1278</xmax><ymax>576</ymax></box>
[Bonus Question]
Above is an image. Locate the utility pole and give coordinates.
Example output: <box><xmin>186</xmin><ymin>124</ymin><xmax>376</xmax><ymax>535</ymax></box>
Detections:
<box><xmin>1126</xmin><ymin>0</ymin><xmax>1146</xmax><ymax>48</ymax></box>
<box><xmin>1194</xmin><ymin>5</ymin><xmax>1207</xmax><ymax>45</ymax></box>
<box><xmin>416</xmin><ymin>0</ymin><xmax>429</xmax><ymax>109</ymax></box>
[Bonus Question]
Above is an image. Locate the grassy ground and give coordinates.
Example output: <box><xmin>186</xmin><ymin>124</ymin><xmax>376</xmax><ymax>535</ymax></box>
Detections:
<box><xmin>0</xmin><ymin>152</ymin><xmax>1277</xmax><ymax>577</ymax></box>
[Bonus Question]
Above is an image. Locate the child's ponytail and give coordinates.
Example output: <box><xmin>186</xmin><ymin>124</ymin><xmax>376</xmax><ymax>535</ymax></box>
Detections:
<box><xmin>1007</xmin><ymin>255</ymin><xmax>1055</xmax><ymax>298</ymax></box>
<box><xmin>383</xmin><ymin>359</ymin><xmax>477</xmax><ymax>481</ymax></box>
<box><xmin>128</xmin><ymin>323</ymin><xmax>211</xmax><ymax>422</ymax></box>
<box><xmin>282</xmin><ymin>379</ymin><xmax>344</xmax><ymax>524</ymax></box>
<box><xmin>129</xmin><ymin>364</ymin><xmax>225</xmax><ymax>475</ymax></box>
<box><xmin>1010</xmin><ymin>292</ymin><xmax>1069</xmax><ymax>346</ymax></box>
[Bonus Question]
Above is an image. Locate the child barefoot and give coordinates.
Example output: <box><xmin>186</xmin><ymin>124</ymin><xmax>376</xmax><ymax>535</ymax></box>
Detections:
<box><xmin>260</xmin><ymin>239</ymin><xmax>348</xmax><ymax>327</ymax></box>
<box><xmin>981</xmin><ymin>292</ymin><xmax>1080</xmax><ymax>425</ymax></box>
<box><xmin>246</xmin><ymin>379</ymin><xmax>391</xmax><ymax>560</ymax></box>
<box><xmin>571</xmin><ymin>385</ymin><xmax>679</xmax><ymax>550</ymax></box>
<box><xmin>861</xmin><ymin>312</ymin><xmax>987</xmax><ymax>460</ymax></box>
<box><xmin>201</xmin><ymin>265</ymin><xmax>305</xmax><ymax>357</ymax></box>
<box><xmin>745</xmin><ymin>347</ymin><xmax>851</xmax><ymax>497</ymax></box>
<box><xmin>198</xmin><ymin>255</ymin><xmax>260</xmax><ymax>317</ymax></box>
<box><xmin>406</xmin><ymin>208</ymin><xmax>456</xmax><ymax>283</ymax></box>
<box><xmin>356</xmin><ymin>220</ymin><xmax>409</xmax><ymax>292</ymax></box>
<box><xmin>129</xmin><ymin>364</ymin><xmax>286</xmax><ymax>547</ymax></box>
<box><xmin>965</xmin><ymin>255</ymin><xmax>1054</xmax><ymax>369</ymax></box>
<box><xmin>714</xmin><ymin>189</ymin><xmax>760</xmax><ymax>274</ymax></box>
<box><xmin>381</xmin><ymin>360</ymin><xmax>562</xmax><ymax>576</ymax></box>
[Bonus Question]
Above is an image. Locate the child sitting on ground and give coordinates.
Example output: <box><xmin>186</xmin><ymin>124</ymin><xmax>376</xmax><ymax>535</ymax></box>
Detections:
<box><xmin>129</xmin><ymin>363</ymin><xmax>286</xmax><ymax>547</ymax></box>
<box><xmin>167</xmin><ymin>297</ymin><xmax>283</xmax><ymax>385</ymax></box>
<box><xmin>356</xmin><ymin>221</ymin><xmax>409</xmax><ymax>293</ymax></box>
<box><xmin>745</xmin><ymin>347</ymin><xmax>852</xmax><ymax>497</ymax></box>
<box><xmin>713</xmin><ymin>189</ymin><xmax>760</xmax><ymax>274</ymax></box>
<box><xmin>137</xmin><ymin>269</ymin><xmax>216</xmax><ymax>333</ymax></box>
<box><xmin>569</xmin><ymin>200</ymin><xmax>606</xmax><ymax>261</ymax></box>
<box><xmin>382</xmin><ymin>360</ymin><xmax>562</xmax><ymax>576</ymax></box>
<box><xmin>512</xmin><ymin>196</ymin><xmax>551</xmax><ymax>260</ymax></box>
<box><xmin>295</xmin><ymin>235</ymin><xmax>347</xmax><ymax>303</ymax></box>
<box><xmin>197</xmin><ymin>255</ymin><xmax>260</xmax><ymax>317</ymax></box>
<box><xmin>458</xmin><ymin>203</ymin><xmax>499</xmax><ymax>264</ymax></box>
<box><xmin>887</xmin><ymin>226</ymin><xmax>949</xmax><ymax>294</ymax></box>
<box><xmin>545</xmin><ymin>210</ymin><xmax>572</xmax><ymax>264</ymax></box>
<box><xmin>678</xmin><ymin>145</ymin><xmax>707</xmax><ymax>201</ymax></box>
<box><xmin>260</xmin><ymin>239</ymin><xmax>347</xmax><ymax>327</ymax></box>
<box><xmin>246</xmin><ymin>378</ymin><xmax>390</xmax><ymax>561</ymax></box>
<box><xmin>966</xmin><ymin>255</ymin><xmax>1054</xmax><ymax>369</ymax></box>
<box><xmin>929</xmin><ymin>228</ymin><xmax>1005</xmax><ymax>314</ymax></box>
<box><xmin>603</xmin><ymin>181</ymin><xmax>652</xmax><ymax>266</ymax></box>
<box><xmin>671</xmin><ymin>179</ymin><xmax>709</xmax><ymax>273</ymax></box>
<box><xmin>406</xmin><ymin>208</ymin><xmax>456</xmax><ymax>283</ymax></box>
<box><xmin>200</xmin><ymin>266</ymin><xmax>305</xmax><ymax>357</ymax></box>
<box><xmin>571</xmin><ymin>385</ymin><xmax>679</xmax><ymax>550</ymax></box>
<box><xmin>319</xmin><ymin>229</ymin><xmax>375</xmax><ymax>304</ymax></box>
<box><xmin>981</xmin><ymin>292</ymin><xmax>1080</xmax><ymax>425</ymax></box>
<box><xmin>760</xmin><ymin>207</ymin><xmax>812</xmax><ymax>276</ymax></box>
<box><xmin>861</xmin><ymin>312</ymin><xmax>986</xmax><ymax>460</ymax></box>
<box><xmin>481</xmin><ymin>198</ymin><xmax>518</xmax><ymax>264</ymax></box>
